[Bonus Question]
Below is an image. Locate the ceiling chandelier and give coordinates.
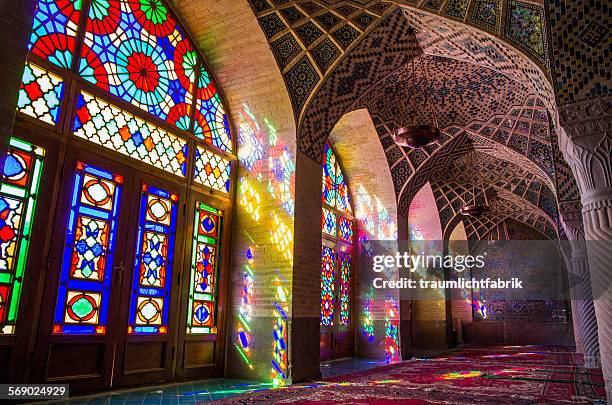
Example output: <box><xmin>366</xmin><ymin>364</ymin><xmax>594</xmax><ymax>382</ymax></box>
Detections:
<box><xmin>460</xmin><ymin>151</ymin><xmax>490</xmax><ymax>217</ymax></box>
<box><xmin>392</xmin><ymin>56</ymin><xmax>441</xmax><ymax>148</ymax></box>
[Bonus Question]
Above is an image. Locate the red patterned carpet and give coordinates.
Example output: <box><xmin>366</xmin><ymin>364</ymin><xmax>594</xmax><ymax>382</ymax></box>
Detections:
<box><xmin>208</xmin><ymin>346</ymin><xmax>606</xmax><ymax>404</ymax></box>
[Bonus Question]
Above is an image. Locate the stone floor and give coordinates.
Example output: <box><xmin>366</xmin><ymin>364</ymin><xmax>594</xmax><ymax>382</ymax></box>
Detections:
<box><xmin>37</xmin><ymin>358</ymin><xmax>385</xmax><ymax>405</ymax></box>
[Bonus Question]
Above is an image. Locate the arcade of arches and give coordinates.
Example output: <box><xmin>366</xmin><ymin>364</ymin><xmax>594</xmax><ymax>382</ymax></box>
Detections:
<box><xmin>0</xmin><ymin>0</ymin><xmax>609</xmax><ymax>403</ymax></box>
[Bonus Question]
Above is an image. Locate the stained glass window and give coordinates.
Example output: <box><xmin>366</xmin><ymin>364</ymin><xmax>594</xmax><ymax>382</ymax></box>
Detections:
<box><xmin>73</xmin><ymin>91</ymin><xmax>189</xmax><ymax>177</ymax></box>
<box><xmin>321</xmin><ymin>142</ymin><xmax>354</xmax><ymax>326</ymax></box>
<box><xmin>79</xmin><ymin>0</ymin><xmax>197</xmax><ymax>128</ymax></box>
<box><xmin>187</xmin><ymin>202</ymin><xmax>222</xmax><ymax>334</ymax></box>
<box><xmin>53</xmin><ymin>162</ymin><xmax>122</xmax><ymax>335</ymax></box>
<box><xmin>194</xmin><ymin>71</ymin><xmax>232</xmax><ymax>152</ymax></box>
<box><xmin>128</xmin><ymin>184</ymin><xmax>178</xmax><ymax>335</ymax></box>
<box><xmin>0</xmin><ymin>138</ymin><xmax>45</xmax><ymax>335</ymax></box>
<box><xmin>18</xmin><ymin>62</ymin><xmax>65</xmax><ymax>125</ymax></box>
<box><xmin>339</xmin><ymin>252</ymin><xmax>351</xmax><ymax>326</ymax></box>
<box><xmin>194</xmin><ymin>146</ymin><xmax>231</xmax><ymax>193</ymax></box>
<box><xmin>339</xmin><ymin>217</ymin><xmax>354</xmax><ymax>244</ymax></box>
<box><xmin>29</xmin><ymin>0</ymin><xmax>82</xmax><ymax>69</ymax></box>
<box><xmin>322</xmin><ymin>143</ymin><xmax>337</xmax><ymax>207</ymax></box>
<box><xmin>320</xmin><ymin>245</ymin><xmax>335</xmax><ymax>326</ymax></box>
<box><xmin>322</xmin><ymin>208</ymin><xmax>336</xmax><ymax>236</ymax></box>
<box><xmin>27</xmin><ymin>0</ymin><xmax>233</xmax><ymax>154</ymax></box>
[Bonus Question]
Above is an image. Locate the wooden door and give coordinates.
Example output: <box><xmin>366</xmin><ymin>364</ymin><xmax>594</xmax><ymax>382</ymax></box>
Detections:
<box><xmin>175</xmin><ymin>191</ymin><xmax>231</xmax><ymax>380</ymax></box>
<box><xmin>112</xmin><ymin>171</ymin><xmax>186</xmax><ymax>387</ymax></box>
<box><xmin>33</xmin><ymin>147</ymin><xmax>134</xmax><ymax>392</ymax></box>
<box><xmin>320</xmin><ymin>245</ymin><xmax>354</xmax><ymax>361</ymax></box>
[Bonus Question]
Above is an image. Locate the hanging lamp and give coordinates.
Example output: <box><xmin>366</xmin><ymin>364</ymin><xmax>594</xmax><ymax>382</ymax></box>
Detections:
<box><xmin>392</xmin><ymin>56</ymin><xmax>441</xmax><ymax>148</ymax></box>
<box><xmin>460</xmin><ymin>151</ymin><xmax>490</xmax><ymax>217</ymax></box>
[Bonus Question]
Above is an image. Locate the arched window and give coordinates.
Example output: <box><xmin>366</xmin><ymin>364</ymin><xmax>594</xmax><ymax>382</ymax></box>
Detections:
<box><xmin>321</xmin><ymin>143</ymin><xmax>354</xmax><ymax>327</ymax></box>
<box><xmin>3</xmin><ymin>0</ymin><xmax>234</xmax><ymax>349</ymax></box>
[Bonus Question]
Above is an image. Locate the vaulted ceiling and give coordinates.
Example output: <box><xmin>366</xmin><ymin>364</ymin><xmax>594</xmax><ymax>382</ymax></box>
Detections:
<box><xmin>243</xmin><ymin>0</ymin><xmax>584</xmax><ymax>236</ymax></box>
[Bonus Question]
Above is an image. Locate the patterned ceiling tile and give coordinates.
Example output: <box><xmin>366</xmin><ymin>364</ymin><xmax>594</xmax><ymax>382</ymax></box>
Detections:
<box><xmin>250</xmin><ymin>0</ymin><xmax>272</xmax><ymax>13</ymax></box>
<box><xmin>315</xmin><ymin>11</ymin><xmax>342</xmax><ymax>30</ymax></box>
<box><xmin>280</xmin><ymin>6</ymin><xmax>306</xmax><ymax>25</ymax></box>
<box><xmin>423</xmin><ymin>0</ymin><xmax>444</xmax><ymax>12</ymax></box>
<box><xmin>331</xmin><ymin>24</ymin><xmax>361</xmax><ymax>48</ymax></box>
<box><xmin>300</xmin><ymin>1</ymin><xmax>323</xmax><ymax>14</ymax></box>
<box><xmin>369</xmin><ymin>2</ymin><xmax>393</xmax><ymax>15</ymax></box>
<box><xmin>470</xmin><ymin>0</ymin><xmax>502</xmax><ymax>32</ymax></box>
<box><xmin>546</xmin><ymin>0</ymin><xmax>610</xmax><ymax>103</ymax></box>
<box><xmin>505</xmin><ymin>0</ymin><xmax>549</xmax><ymax>66</ymax></box>
<box><xmin>259</xmin><ymin>12</ymin><xmax>287</xmax><ymax>38</ymax></box>
<box><xmin>271</xmin><ymin>32</ymin><xmax>303</xmax><ymax>69</ymax></box>
<box><xmin>391</xmin><ymin>160</ymin><xmax>413</xmax><ymax>194</ymax></box>
<box><xmin>352</xmin><ymin>12</ymin><xmax>377</xmax><ymax>30</ymax></box>
<box><xmin>443</xmin><ymin>0</ymin><xmax>469</xmax><ymax>20</ymax></box>
<box><xmin>312</xmin><ymin>38</ymin><xmax>342</xmax><ymax>72</ymax></box>
<box><xmin>286</xmin><ymin>57</ymin><xmax>320</xmax><ymax>113</ymax></box>
<box><xmin>336</xmin><ymin>5</ymin><xmax>358</xmax><ymax>17</ymax></box>
<box><xmin>295</xmin><ymin>21</ymin><xmax>325</xmax><ymax>46</ymax></box>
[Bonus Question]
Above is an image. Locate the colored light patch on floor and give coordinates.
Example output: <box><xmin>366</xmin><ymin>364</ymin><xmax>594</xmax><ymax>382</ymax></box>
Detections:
<box><xmin>439</xmin><ymin>370</ymin><xmax>484</xmax><ymax>380</ymax></box>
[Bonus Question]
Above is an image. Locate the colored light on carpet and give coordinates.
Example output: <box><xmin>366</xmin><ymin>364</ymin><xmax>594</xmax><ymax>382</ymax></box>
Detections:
<box><xmin>439</xmin><ymin>370</ymin><xmax>484</xmax><ymax>380</ymax></box>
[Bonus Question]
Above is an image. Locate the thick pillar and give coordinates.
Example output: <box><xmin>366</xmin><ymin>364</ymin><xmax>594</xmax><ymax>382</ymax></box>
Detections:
<box><xmin>290</xmin><ymin>151</ymin><xmax>323</xmax><ymax>382</ymax></box>
<box><xmin>559</xmin><ymin>95</ymin><xmax>611</xmax><ymax>401</ymax></box>
<box><xmin>559</xmin><ymin>203</ymin><xmax>601</xmax><ymax>368</ymax></box>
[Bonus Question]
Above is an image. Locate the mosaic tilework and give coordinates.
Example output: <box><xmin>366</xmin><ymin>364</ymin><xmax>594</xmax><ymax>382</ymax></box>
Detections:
<box><xmin>271</xmin><ymin>33</ymin><xmax>303</xmax><ymax>69</ymax></box>
<box><xmin>546</xmin><ymin>0</ymin><xmax>610</xmax><ymax>103</ymax></box>
<box><xmin>247</xmin><ymin>0</ymin><xmax>552</xmax><ymax>120</ymax></box>
<box><xmin>312</xmin><ymin>39</ymin><xmax>342</xmax><ymax>72</ymax></box>
<box><xmin>470</xmin><ymin>0</ymin><xmax>501</xmax><ymax>32</ymax></box>
<box><xmin>285</xmin><ymin>57</ymin><xmax>320</xmax><ymax>114</ymax></box>
<box><xmin>443</xmin><ymin>0</ymin><xmax>469</xmax><ymax>19</ymax></box>
<box><xmin>505</xmin><ymin>1</ymin><xmax>549</xmax><ymax>66</ymax></box>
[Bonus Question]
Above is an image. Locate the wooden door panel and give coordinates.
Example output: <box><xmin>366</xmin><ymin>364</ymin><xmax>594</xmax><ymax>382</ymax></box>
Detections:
<box><xmin>34</xmin><ymin>147</ymin><xmax>134</xmax><ymax>392</ymax></box>
<box><xmin>112</xmin><ymin>172</ymin><xmax>186</xmax><ymax>387</ymax></box>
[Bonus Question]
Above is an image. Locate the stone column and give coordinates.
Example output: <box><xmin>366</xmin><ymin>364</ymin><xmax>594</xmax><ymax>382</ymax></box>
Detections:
<box><xmin>559</xmin><ymin>202</ymin><xmax>601</xmax><ymax>368</ymax></box>
<box><xmin>0</xmin><ymin>0</ymin><xmax>37</xmax><ymax>158</ymax></box>
<box><xmin>290</xmin><ymin>151</ymin><xmax>324</xmax><ymax>382</ymax></box>
<box><xmin>559</xmin><ymin>95</ymin><xmax>611</xmax><ymax>401</ymax></box>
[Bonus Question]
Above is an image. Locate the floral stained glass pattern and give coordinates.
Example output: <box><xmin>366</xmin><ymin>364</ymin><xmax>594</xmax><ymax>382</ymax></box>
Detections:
<box><xmin>187</xmin><ymin>203</ymin><xmax>223</xmax><ymax>334</ymax></box>
<box><xmin>322</xmin><ymin>143</ymin><xmax>337</xmax><ymax>207</ymax></box>
<box><xmin>0</xmin><ymin>138</ymin><xmax>45</xmax><ymax>334</ymax></box>
<box><xmin>18</xmin><ymin>63</ymin><xmax>65</xmax><ymax>125</ymax></box>
<box><xmin>73</xmin><ymin>91</ymin><xmax>189</xmax><ymax>177</ymax></box>
<box><xmin>339</xmin><ymin>252</ymin><xmax>351</xmax><ymax>326</ymax></box>
<box><xmin>53</xmin><ymin>162</ymin><xmax>122</xmax><ymax>335</ymax></box>
<box><xmin>79</xmin><ymin>0</ymin><xmax>198</xmax><ymax>128</ymax></box>
<box><xmin>339</xmin><ymin>216</ymin><xmax>354</xmax><ymax>244</ymax></box>
<box><xmin>194</xmin><ymin>71</ymin><xmax>232</xmax><ymax>152</ymax></box>
<box><xmin>322</xmin><ymin>207</ymin><xmax>336</xmax><ymax>236</ymax></box>
<box><xmin>320</xmin><ymin>245</ymin><xmax>335</xmax><ymax>326</ymax></box>
<box><xmin>29</xmin><ymin>0</ymin><xmax>82</xmax><ymax>69</ymax></box>
<box><xmin>194</xmin><ymin>146</ymin><xmax>231</xmax><ymax>193</ymax></box>
<box><xmin>128</xmin><ymin>184</ymin><xmax>178</xmax><ymax>334</ymax></box>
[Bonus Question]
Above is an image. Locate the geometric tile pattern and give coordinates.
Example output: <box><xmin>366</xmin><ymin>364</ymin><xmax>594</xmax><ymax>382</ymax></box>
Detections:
<box><xmin>546</xmin><ymin>0</ymin><xmax>610</xmax><ymax>103</ymax></box>
<box><xmin>247</xmin><ymin>0</ymin><xmax>552</xmax><ymax>117</ymax></box>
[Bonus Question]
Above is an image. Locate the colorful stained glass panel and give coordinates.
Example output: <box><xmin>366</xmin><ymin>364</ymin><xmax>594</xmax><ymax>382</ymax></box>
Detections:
<box><xmin>53</xmin><ymin>162</ymin><xmax>122</xmax><ymax>335</ymax></box>
<box><xmin>339</xmin><ymin>252</ymin><xmax>351</xmax><ymax>326</ymax></box>
<box><xmin>339</xmin><ymin>217</ymin><xmax>354</xmax><ymax>244</ymax></box>
<box><xmin>187</xmin><ymin>203</ymin><xmax>222</xmax><ymax>334</ymax></box>
<box><xmin>18</xmin><ymin>63</ymin><xmax>65</xmax><ymax>125</ymax></box>
<box><xmin>29</xmin><ymin>0</ymin><xmax>82</xmax><ymax>69</ymax></box>
<box><xmin>79</xmin><ymin>0</ymin><xmax>198</xmax><ymax>128</ymax></box>
<box><xmin>194</xmin><ymin>71</ymin><xmax>232</xmax><ymax>152</ymax></box>
<box><xmin>73</xmin><ymin>91</ymin><xmax>189</xmax><ymax>177</ymax></box>
<box><xmin>322</xmin><ymin>207</ymin><xmax>336</xmax><ymax>236</ymax></box>
<box><xmin>128</xmin><ymin>184</ymin><xmax>177</xmax><ymax>335</ymax></box>
<box><xmin>0</xmin><ymin>138</ymin><xmax>45</xmax><ymax>335</ymax></box>
<box><xmin>320</xmin><ymin>245</ymin><xmax>335</xmax><ymax>326</ymax></box>
<box><xmin>322</xmin><ymin>143</ymin><xmax>337</xmax><ymax>207</ymax></box>
<box><xmin>194</xmin><ymin>243</ymin><xmax>216</xmax><ymax>294</ymax></box>
<box><xmin>194</xmin><ymin>146</ymin><xmax>231</xmax><ymax>193</ymax></box>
